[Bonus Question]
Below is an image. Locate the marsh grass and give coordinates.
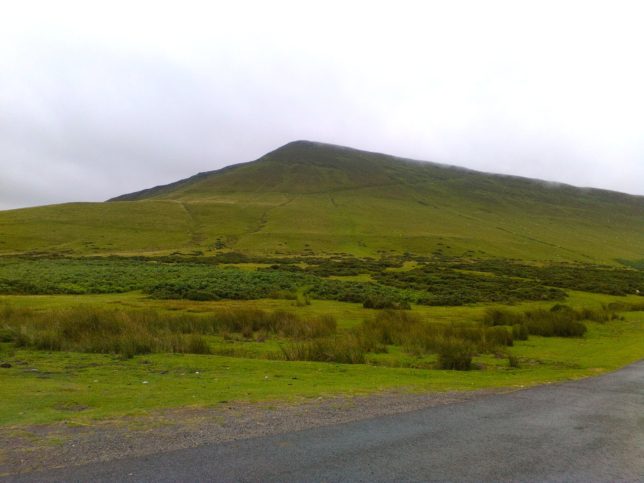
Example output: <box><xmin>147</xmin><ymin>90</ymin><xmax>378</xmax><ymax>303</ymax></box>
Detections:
<box><xmin>280</xmin><ymin>335</ymin><xmax>367</xmax><ymax>364</ymax></box>
<box><xmin>437</xmin><ymin>341</ymin><xmax>474</xmax><ymax>370</ymax></box>
<box><xmin>0</xmin><ymin>304</ymin><xmax>337</xmax><ymax>358</ymax></box>
<box><xmin>281</xmin><ymin>310</ymin><xmax>513</xmax><ymax>369</ymax></box>
<box><xmin>361</xmin><ymin>310</ymin><xmax>513</xmax><ymax>355</ymax></box>
<box><xmin>4</xmin><ymin>302</ymin><xmax>515</xmax><ymax>370</ymax></box>
<box><xmin>1</xmin><ymin>301</ymin><xmax>617</xmax><ymax>370</ymax></box>
<box><xmin>482</xmin><ymin>303</ymin><xmax>614</xmax><ymax>338</ymax></box>
<box><xmin>604</xmin><ymin>301</ymin><xmax>644</xmax><ymax>312</ymax></box>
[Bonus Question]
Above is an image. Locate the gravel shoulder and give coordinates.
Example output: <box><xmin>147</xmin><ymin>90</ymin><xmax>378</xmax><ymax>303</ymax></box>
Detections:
<box><xmin>0</xmin><ymin>387</ymin><xmax>504</xmax><ymax>477</ymax></box>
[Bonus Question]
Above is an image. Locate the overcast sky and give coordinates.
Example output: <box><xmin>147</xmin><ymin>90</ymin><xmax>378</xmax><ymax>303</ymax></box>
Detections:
<box><xmin>1</xmin><ymin>1</ymin><xmax>643</xmax><ymax>210</ymax></box>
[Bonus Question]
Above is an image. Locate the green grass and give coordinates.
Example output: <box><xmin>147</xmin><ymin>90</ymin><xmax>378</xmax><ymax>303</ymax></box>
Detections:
<box><xmin>0</xmin><ymin>312</ymin><xmax>641</xmax><ymax>426</ymax></box>
<box><xmin>0</xmin><ymin>292</ymin><xmax>641</xmax><ymax>427</ymax></box>
<box><xmin>0</xmin><ymin>201</ymin><xmax>195</xmax><ymax>255</ymax></box>
<box><xmin>512</xmin><ymin>315</ymin><xmax>644</xmax><ymax>369</ymax></box>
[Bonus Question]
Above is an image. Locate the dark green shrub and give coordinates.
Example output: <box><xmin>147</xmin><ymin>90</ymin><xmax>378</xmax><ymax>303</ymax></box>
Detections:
<box><xmin>453</xmin><ymin>259</ymin><xmax>644</xmax><ymax>297</ymax></box>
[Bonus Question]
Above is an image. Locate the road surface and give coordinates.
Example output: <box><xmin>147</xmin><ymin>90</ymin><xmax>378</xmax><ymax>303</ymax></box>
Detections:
<box><xmin>7</xmin><ymin>361</ymin><xmax>644</xmax><ymax>482</ymax></box>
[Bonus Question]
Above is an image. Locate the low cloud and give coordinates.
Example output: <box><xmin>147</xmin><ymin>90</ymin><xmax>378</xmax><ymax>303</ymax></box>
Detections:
<box><xmin>1</xmin><ymin>1</ymin><xmax>643</xmax><ymax>209</ymax></box>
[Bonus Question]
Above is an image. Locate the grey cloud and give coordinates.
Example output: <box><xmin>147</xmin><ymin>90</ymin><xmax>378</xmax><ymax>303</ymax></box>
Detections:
<box><xmin>1</xmin><ymin>2</ymin><xmax>643</xmax><ymax>210</ymax></box>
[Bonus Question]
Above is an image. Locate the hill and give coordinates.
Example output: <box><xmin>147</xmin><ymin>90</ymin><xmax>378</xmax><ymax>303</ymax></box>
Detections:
<box><xmin>1</xmin><ymin>140</ymin><xmax>643</xmax><ymax>262</ymax></box>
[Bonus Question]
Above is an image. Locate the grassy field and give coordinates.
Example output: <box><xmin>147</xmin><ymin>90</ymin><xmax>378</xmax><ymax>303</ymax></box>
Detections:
<box><xmin>0</xmin><ymin>314</ymin><xmax>641</xmax><ymax>426</ymax></box>
<box><xmin>0</xmin><ymin>286</ymin><xmax>642</xmax><ymax>427</ymax></box>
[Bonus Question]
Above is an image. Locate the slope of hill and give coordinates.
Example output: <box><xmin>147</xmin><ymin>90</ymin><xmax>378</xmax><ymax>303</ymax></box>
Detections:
<box><xmin>1</xmin><ymin>141</ymin><xmax>643</xmax><ymax>262</ymax></box>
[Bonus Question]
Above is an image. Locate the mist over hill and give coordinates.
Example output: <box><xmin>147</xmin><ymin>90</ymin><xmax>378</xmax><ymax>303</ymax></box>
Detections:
<box><xmin>2</xmin><ymin>141</ymin><xmax>643</xmax><ymax>262</ymax></box>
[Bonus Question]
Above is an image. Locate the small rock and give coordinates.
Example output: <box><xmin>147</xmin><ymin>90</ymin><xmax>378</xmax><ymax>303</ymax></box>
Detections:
<box><xmin>142</xmin><ymin>381</ymin><xmax>149</xmax><ymax>384</ymax></box>
<box><xmin>0</xmin><ymin>362</ymin><xmax>11</xmax><ymax>368</ymax></box>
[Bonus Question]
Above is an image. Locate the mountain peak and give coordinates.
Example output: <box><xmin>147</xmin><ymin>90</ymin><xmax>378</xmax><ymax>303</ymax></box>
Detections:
<box><xmin>108</xmin><ymin>140</ymin><xmax>642</xmax><ymax>205</ymax></box>
<box><xmin>276</xmin><ymin>139</ymin><xmax>349</xmax><ymax>150</ymax></box>
<box><xmin>277</xmin><ymin>139</ymin><xmax>319</xmax><ymax>148</ymax></box>
<box><xmin>263</xmin><ymin>139</ymin><xmax>364</xmax><ymax>161</ymax></box>
<box><xmin>8</xmin><ymin>140</ymin><xmax>643</xmax><ymax>261</ymax></box>
<box><xmin>108</xmin><ymin>141</ymin><xmax>419</xmax><ymax>201</ymax></box>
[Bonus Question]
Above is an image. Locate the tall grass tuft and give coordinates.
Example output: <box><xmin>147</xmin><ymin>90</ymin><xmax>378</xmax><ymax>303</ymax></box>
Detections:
<box><xmin>280</xmin><ymin>335</ymin><xmax>367</xmax><ymax>364</ymax></box>
<box><xmin>481</xmin><ymin>303</ymin><xmax>616</xmax><ymax>338</ymax></box>
<box><xmin>1</xmin><ymin>304</ymin><xmax>337</xmax><ymax>358</ymax></box>
<box><xmin>437</xmin><ymin>340</ymin><xmax>473</xmax><ymax>370</ymax></box>
<box><xmin>356</xmin><ymin>310</ymin><xmax>513</xmax><ymax>367</ymax></box>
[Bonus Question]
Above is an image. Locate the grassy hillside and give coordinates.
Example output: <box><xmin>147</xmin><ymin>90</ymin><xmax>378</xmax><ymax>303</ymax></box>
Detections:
<box><xmin>1</xmin><ymin>141</ymin><xmax>643</xmax><ymax>262</ymax></box>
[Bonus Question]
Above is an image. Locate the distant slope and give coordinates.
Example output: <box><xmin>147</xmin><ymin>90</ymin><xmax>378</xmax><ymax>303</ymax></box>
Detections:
<box><xmin>2</xmin><ymin>141</ymin><xmax>643</xmax><ymax>262</ymax></box>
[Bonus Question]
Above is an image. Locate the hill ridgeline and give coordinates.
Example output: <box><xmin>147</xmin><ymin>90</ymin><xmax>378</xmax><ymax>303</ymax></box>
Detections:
<box><xmin>1</xmin><ymin>140</ymin><xmax>642</xmax><ymax>262</ymax></box>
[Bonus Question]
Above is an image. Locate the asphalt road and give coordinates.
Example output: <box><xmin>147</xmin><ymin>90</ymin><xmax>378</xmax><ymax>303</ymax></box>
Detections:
<box><xmin>8</xmin><ymin>361</ymin><xmax>644</xmax><ymax>482</ymax></box>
